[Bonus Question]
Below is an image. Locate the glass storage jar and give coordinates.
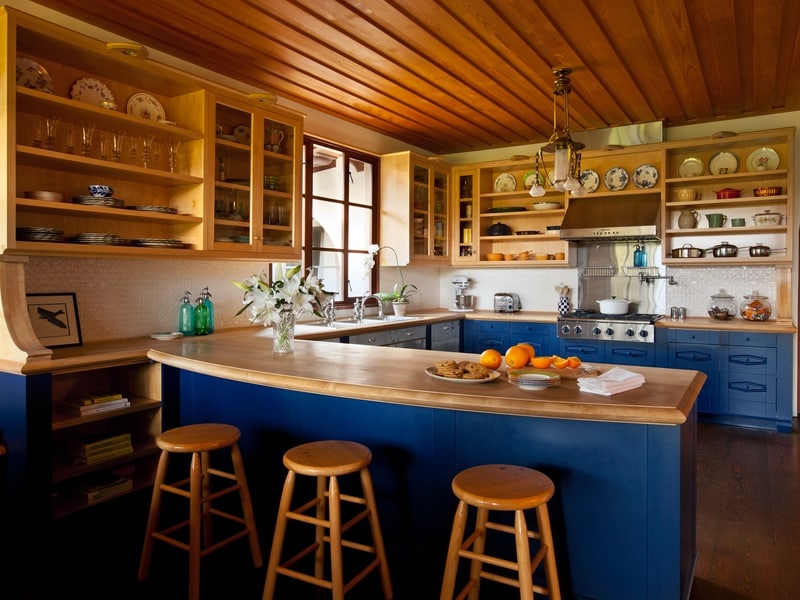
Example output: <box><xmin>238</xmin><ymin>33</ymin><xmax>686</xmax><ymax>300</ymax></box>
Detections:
<box><xmin>740</xmin><ymin>291</ymin><xmax>772</xmax><ymax>321</ymax></box>
<box><xmin>707</xmin><ymin>289</ymin><xmax>737</xmax><ymax>320</ymax></box>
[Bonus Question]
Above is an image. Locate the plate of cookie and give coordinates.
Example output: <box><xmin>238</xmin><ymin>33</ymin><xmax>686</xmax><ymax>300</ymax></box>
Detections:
<box><xmin>425</xmin><ymin>360</ymin><xmax>500</xmax><ymax>384</ymax></box>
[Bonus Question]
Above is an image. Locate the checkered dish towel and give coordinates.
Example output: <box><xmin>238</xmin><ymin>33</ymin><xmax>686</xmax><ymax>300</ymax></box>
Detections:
<box><xmin>577</xmin><ymin>367</ymin><xmax>645</xmax><ymax>396</ymax></box>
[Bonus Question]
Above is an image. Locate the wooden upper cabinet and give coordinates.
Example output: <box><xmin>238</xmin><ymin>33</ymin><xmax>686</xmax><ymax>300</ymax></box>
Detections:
<box><xmin>3</xmin><ymin>6</ymin><xmax>303</xmax><ymax>260</ymax></box>
<box><xmin>380</xmin><ymin>151</ymin><xmax>450</xmax><ymax>265</ymax></box>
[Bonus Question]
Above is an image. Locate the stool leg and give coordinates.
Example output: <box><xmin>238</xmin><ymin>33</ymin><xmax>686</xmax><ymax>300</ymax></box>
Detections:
<box><xmin>315</xmin><ymin>475</ymin><xmax>327</xmax><ymax>581</ymax></box>
<box><xmin>138</xmin><ymin>449</ymin><xmax>169</xmax><ymax>581</ymax></box>
<box><xmin>230</xmin><ymin>442</ymin><xmax>263</xmax><ymax>567</ymax></box>
<box><xmin>359</xmin><ymin>467</ymin><xmax>393</xmax><ymax>599</ymax></box>
<box><xmin>467</xmin><ymin>507</ymin><xmax>489</xmax><ymax>600</ymax></box>
<box><xmin>189</xmin><ymin>451</ymin><xmax>202</xmax><ymax>600</ymax></box>
<box><xmin>514</xmin><ymin>510</ymin><xmax>534</xmax><ymax>600</ymax></box>
<box><xmin>263</xmin><ymin>470</ymin><xmax>296</xmax><ymax>600</ymax></box>
<box><xmin>328</xmin><ymin>475</ymin><xmax>344</xmax><ymax>600</ymax></box>
<box><xmin>440</xmin><ymin>499</ymin><xmax>469</xmax><ymax>600</ymax></box>
<box><xmin>201</xmin><ymin>450</ymin><xmax>212</xmax><ymax>547</ymax></box>
<box><xmin>536</xmin><ymin>503</ymin><xmax>561</xmax><ymax>600</ymax></box>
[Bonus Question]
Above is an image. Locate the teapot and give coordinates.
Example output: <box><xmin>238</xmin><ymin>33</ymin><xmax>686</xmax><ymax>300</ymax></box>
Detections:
<box><xmin>488</xmin><ymin>222</ymin><xmax>512</xmax><ymax>236</ymax></box>
<box><xmin>678</xmin><ymin>208</ymin><xmax>699</xmax><ymax>229</ymax></box>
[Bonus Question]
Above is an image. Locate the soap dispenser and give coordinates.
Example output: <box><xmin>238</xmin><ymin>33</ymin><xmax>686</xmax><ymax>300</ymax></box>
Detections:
<box><xmin>201</xmin><ymin>286</ymin><xmax>215</xmax><ymax>333</ymax></box>
<box><xmin>194</xmin><ymin>295</ymin><xmax>209</xmax><ymax>336</ymax></box>
<box><xmin>178</xmin><ymin>291</ymin><xmax>195</xmax><ymax>336</ymax></box>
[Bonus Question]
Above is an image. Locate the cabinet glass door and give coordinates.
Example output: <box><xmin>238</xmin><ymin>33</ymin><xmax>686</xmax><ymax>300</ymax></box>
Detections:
<box><xmin>213</xmin><ymin>102</ymin><xmax>255</xmax><ymax>248</ymax></box>
<box><xmin>260</xmin><ymin>117</ymin><xmax>295</xmax><ymax>249</ymax></box>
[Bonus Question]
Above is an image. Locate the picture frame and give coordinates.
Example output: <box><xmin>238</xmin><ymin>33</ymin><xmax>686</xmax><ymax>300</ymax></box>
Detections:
<box><xmin>26</xmin><ymin>292</ymin><xmax>83</xmax><ymax>348</ymax></box>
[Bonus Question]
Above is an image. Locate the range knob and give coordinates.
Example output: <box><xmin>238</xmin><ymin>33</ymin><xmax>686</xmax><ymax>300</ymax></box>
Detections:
<box><xmin>560</xmin><ymin>324</ymin><xmax>571</xmax><ymax>335</ymax></box>
<box><xmin>638</xmin><ymin>329</ymin><xmax>649</xmax><ymax>339</ymax></box>
<box><xmin>591</xmin><ymin>326</ymin><xmax>602</xmax><ymax>336</ymax></box>
<box><xmin>625</xmin><ymin>328</ymin><xmax>635</xmax><ymax>337</ymax></box>
<box><xmin>604</xmin><ymin>327</ymin><xmax>615</xmax><ymax>336</ymax></box>
<box><xmin>573</xmin><ymin>324</ymin><xmax>583</xmax><ymax>335</ymax></box>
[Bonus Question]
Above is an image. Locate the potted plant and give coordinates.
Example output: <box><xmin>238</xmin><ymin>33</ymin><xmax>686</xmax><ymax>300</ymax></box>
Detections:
<box><xmin>389</xmin><ymin>282</ymin><xmax>417</xmax><ymax>316</ymax></box>
<box><xmin>365</xmin><ymin>244</ymin><xmax>417</xmax><ymax>316</ymax></box>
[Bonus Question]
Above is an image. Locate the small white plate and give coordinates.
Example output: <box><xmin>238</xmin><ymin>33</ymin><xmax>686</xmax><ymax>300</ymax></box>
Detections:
<box><xmin>531</xmin><ymin>201</ymin><xmax>563</xmax><ymax>211</ymax></box>
<box><xmin>70</xmin><ymin>77</ymin><xmax>115</xmax><ymax>106</ymax></box>
<box><xmin>678</xmin><ymin>157</ymin><xmax>705</xmax><ymax>177</ymax></box>
<box><xmin>603</xmin><ymin>167</ymin><xmax>629</xmax><ymax>191</ymax></box>
<box><xmin>425</xmin><ymin>366</ymin><xmax>500</xmax><ymax>384</ymax></box>
<box><xmin>579</xmin><ymin>169</ymin><xmax>600</xmax><ymax>193</ymax></box>
<box><xmin>126</xmin><ymin>92</ymin><xmax>165</xmax><ymax>121</ymax></box>
<box><xmin>151</xmin><ymin>332</ymin><xmax>184</xmax><ymax>341</ymax></box>
<box><xmin>746</xmin><ymin>147</ymin><xmax>780</xmax><ymax>172</ymax></box>
<box><xmin>493</xmin><ymin>172</ymin><xmax>517</xmax><ymax>193</ymax></box>
<box><xmin>632</xmin><ymin>164</ymin><xmax>659</xmax><ymax>189</ymax></box>
<box><xmin>708</xmin><ymin>151</ymin><xmax>739</xmax><ymax>175</ymax></box>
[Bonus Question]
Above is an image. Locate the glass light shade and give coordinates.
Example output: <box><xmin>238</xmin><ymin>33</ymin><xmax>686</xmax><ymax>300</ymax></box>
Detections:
<box><xmin>571</xmin><ymin>186</ymin><xmax>587</xmax><ymax>197</ymax></box>
<box><xmin>563</xmin><ymin>176</ymin><xmax>581</xmax><ymax>191</ymax></box>
<box><xmin>552</xmin><ymin>147</ymin><xmax>569</xmax><ymax>184</ymax></box>
<box><xmin>529</xmin><ymin>184</ymin><xmax>546</xmax><ymax>197</ymax></box>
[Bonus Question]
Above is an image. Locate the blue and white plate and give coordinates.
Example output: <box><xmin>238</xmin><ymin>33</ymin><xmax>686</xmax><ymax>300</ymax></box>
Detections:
<box><xmin>632</xmin><ymin>164</ymin><xmax>659</xmax><ymax>189</ymax></box>
<box><xmin>579</xmin><ymin>169</ymin><xmax>600</xmax><ymax>193</ymax></box>
<box><xmin>603</xmin><ymin>167</ymin><xmax>629</xmax><ymax>191</ymax></box>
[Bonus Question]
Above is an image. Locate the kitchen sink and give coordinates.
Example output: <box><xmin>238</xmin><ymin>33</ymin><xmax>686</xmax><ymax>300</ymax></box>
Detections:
<box><xmin>360</xmin><ymin>316</ymin><xmax>424</xmax><ymax>323</ymax></box>
<box><xmin>302</xmin><ymin>319</ymin><xmax>366</xmax><ymax>328</ymax></box>
<box><xmin>303</xmin><ymin>315</ymin><xmax>424</xmax><ymax>328</ymax></box>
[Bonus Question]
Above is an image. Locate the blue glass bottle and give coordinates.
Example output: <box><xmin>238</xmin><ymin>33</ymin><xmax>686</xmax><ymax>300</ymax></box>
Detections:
<box><xmin>178</xmin><ymin>291</ymin><xmax>194</xmax><ymax>336</ymax></box>
<box><xmin>634</xmin><ymin>244</ymin><xmax>647</xmax><ymax>268</ymax></box>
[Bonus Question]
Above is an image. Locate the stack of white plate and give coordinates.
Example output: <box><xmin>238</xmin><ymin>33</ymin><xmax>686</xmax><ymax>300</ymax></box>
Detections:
<box><xmin>76</xmin><ymin>232</ymin><xmax>120</xmax><ymax>245</ymax></box>
<box><xmin>134</xmin><ymin>238</ymin><xmax>184</xmax><ymax>248</ymax></box>
<box><xmin>17</xmin><ymin>226</ymin><xmax>64</xmax><ymax>242</ymax></box>
<box><xmin>72</xmin><ymin>196</ymin><xmax>125</xmax><ymax>208</ymax></box>
<box><xmin>23</xmin><ymin>190</ymin><xmax>63</xmax><ymax>201</ymax></box>
<box><xmin>507</xmin><ymin>368</ymin><xmax>561</xmax><ymax>390</ymax></box>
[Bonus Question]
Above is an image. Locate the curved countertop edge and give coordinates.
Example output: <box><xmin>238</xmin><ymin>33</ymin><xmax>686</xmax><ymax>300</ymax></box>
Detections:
<box><xmin>146</xmin><ymin>330</ymin><xmax>705</xmax><ymax>426</ymax></box>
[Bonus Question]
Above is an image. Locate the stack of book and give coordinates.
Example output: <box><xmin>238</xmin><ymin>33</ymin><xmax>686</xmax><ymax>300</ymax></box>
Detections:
<box><xmin>56</xmin><ymin>391</ymin><xmax>130</xmax><ymax>416</ymax></box>
<box><xmin>73</xmin><ymin>471</ymin><xmax>133</xmax><ymax>505</ymax></box>
<box><xmin>68</xmin><ymin>432</ymin><xmax>134</xmax><ymax>465</ymax></box>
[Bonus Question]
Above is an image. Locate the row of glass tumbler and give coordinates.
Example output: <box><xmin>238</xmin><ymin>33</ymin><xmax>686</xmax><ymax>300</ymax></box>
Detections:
<box><xmin>32</xmin><ymin>115</ymin><xmax>181</xmax><ymax>172</ymax></box>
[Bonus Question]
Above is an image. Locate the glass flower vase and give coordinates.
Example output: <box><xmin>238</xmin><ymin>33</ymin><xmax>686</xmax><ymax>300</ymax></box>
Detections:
<box><xmin>273</xmin><ymin>311</ymin><xmax>296</xmax><ymax>354</ymax></box>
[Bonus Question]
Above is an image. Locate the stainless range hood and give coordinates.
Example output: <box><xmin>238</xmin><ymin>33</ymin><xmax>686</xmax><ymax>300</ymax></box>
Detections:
<box><xmin>559</xmin><ymin>194</ymin><xmax>661</xmax><ymax>242</ymax></box>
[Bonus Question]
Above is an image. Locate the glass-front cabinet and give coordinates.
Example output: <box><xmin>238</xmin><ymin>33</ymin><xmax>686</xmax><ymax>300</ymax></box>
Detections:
<box><xmin>381</xmin><ymin>151</ymin><xmax>450</xmax><ymax>264</ymax></box>
<box><xmin>209</xmin><ymin>94</ymin><xmax>301</xmax><ymax>257</ymax></box>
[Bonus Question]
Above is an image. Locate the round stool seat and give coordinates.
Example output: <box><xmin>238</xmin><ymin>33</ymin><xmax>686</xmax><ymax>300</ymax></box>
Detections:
<box><xmin>452</xmin><ymin>464</ymin><xmax>554</xmax><ymax>510</ymax></box>
<box><xmin>283</xmin><ymin>439</ymin><xmax>372</xmax><ymax>477</ymax></box>
<box><xmin>157</xmin><ymin>423</ymin><xmax>241</xmax><ymax>453</ymax></box>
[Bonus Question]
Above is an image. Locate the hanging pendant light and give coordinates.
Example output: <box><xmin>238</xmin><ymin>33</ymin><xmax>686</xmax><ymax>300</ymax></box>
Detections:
<box><xmin>541</xmin><ymin>67</ymin><xmax>583</xmax><ymax>192</ymax></box>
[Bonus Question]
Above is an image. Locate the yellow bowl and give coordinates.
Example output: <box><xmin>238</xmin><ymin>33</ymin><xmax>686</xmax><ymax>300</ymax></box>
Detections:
<box><xmin>486</xmin><ymin>253</ymin><xmax>504</xmax><ymax>261</ymax></box>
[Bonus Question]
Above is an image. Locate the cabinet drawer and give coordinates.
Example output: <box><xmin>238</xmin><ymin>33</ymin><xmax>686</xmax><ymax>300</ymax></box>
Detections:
<box><xmin>667</xmin><ymin>329</ymin><xmax>720</xmax><ymax>345</ymax></box>
<box><xmin>348</xmin><ymin>330</ymin><xmax>392</xmax><ymax>346</ymax></box>
<box><xmin>476</xmin><ymin>320</ymin><xmax>510</xmax><ymax>334</ymax></box>
<box><xmin>722</xmin><ymin>373</ymin><xmax>776</xmax><ymax>417</ymax></box>
<box><xmin>725</xmin><ymin>332</ymin><xmax>776</xmax><ymax>347</ymax></box>
<box><xmin>721</xmin><ymin>347</ymin><xmax>776</xmax><ymax>375</ymax></box>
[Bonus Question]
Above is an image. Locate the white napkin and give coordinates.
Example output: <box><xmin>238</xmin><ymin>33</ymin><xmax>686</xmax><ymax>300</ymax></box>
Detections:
<box><xmin>577</xmin><ymin>367</ymin><xmax>645</xmax><ymax>396</ymax></box>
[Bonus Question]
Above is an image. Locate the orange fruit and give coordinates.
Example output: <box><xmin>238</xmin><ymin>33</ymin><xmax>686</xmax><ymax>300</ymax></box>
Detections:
<box><xmin>531</xmin><ymin>356</ymin><xmax>553</xmax><ymax>369</ymax></box>
<box><xmin>479</xmin><ymin>348</ymin><xmax>503</xmax><ymax>370</ymax></box>
<box><xmin>567</xmin><ymin>356</ymin><xmax>582</xmax><ymax>368</ymax></box>
<box><xmin>552</xmin><ymin>356</ymin><xmax>570</xmax><ymax>369</ymax></box>
<box><xmin>504</xmin><ymin>345</ymin><xmax>530</xmax><ymax>369</ymax></box>
<box><xmin>515</xmin><ymin>342</ymin><xmax>536</xmax><ymax>363</ymax></box>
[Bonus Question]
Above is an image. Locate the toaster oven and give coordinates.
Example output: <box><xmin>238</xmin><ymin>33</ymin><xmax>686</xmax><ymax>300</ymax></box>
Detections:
<box><xmin>494</xmin><ymin>293</ymin><xmax>521</xmax><ymax>313</ymax></box>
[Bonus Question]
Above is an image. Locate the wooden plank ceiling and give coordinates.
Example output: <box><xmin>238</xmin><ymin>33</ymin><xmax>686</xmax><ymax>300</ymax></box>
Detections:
<box><xmin>33</xmin><ymin>0</ymin><xmax>800</xmax><ymax>154</ymax></box>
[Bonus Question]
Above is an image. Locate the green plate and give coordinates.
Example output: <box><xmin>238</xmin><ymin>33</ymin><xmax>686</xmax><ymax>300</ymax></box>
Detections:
<box><xmin>488</xmin><ymin>206</ymin><xmax>526</xmax><ymax>213</ymax></box>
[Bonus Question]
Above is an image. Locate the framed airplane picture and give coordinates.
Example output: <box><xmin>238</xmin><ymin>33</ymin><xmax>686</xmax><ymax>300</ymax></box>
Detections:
<box><xmin>26</xmin><ymin>292</ymin><xmax>83</xmax><ymax>348</ymax></box>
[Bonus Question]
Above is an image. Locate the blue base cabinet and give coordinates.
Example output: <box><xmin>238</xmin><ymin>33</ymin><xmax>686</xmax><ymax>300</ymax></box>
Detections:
<box><xmin>558</xmin><ymin>337</ymin><xmax>664</xmax><ymax>367</ymax></box>
<box><xmin>165</xmin><ymin>367</ymin><xmax>697</xmax><ymax>600</ymax></box>
<box><xmin>463</xmin><ymin>320</ymin><xmax>557</xmax><ymax>356</ymax></box>
<box><xmin>666</xmin><ymin>329</ymin><xmax>792</xmax><ymax>432</ymax></box>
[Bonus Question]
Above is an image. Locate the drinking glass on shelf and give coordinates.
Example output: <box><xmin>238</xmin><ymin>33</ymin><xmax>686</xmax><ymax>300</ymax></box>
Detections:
<box><xmin>44</xmin><ymin>115</ymin><xmax>59</xmax><ymax>151</ymax></box>
<box><xmin>128</xmin><ymin>134</ymin><xmax>139</xmax><ymax>164</ymax></box>
<box><xmin>166</xmin><ymin>139</ymin><xmax>181</xmax><ymax>173</ymax></box>
<box><xmin>32</xmin><ymin>118</ymin><xmax>44</xmax><ymax>148</ymax></box>
<box><xmin>111</xmin><ymin>130</ymin><xmax>126</xmax><ymax>162</ymax></box>
<box><xmin>151</xmin><ymin>139</ymin><xmax>162</xmax><ymax>169</ymax></box>
<box><xmin>80</xmin><ymin>122</ymin><xmax>95</xmax><ymax>157</ymax></box>
<box><xmin>64</xmin><ymin>123</ymin><xmax>76</xmax><ymax>154</ymax></box>
<box><xmin>141</xmin><ymin>133</ymin><xmax>155</xmax><ymax>168</ymax></box>
<box><xmin>97</xmin><ymin>130</ymin><xmax>110</xmax><ymax>160</ymax></box>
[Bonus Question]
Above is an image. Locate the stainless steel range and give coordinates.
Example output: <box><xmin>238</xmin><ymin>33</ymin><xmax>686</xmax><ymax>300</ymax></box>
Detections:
<box><xmin>557</xmin><ymin>310</ymin><xmax>663</xmax><ymax>343</ymax></box>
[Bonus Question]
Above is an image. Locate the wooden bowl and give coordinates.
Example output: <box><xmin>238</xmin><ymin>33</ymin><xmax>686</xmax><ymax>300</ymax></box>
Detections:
<box><xmin>486</xmin><ymin>253</ymin><xmax>504</xmax><ymax>261</ymax></box>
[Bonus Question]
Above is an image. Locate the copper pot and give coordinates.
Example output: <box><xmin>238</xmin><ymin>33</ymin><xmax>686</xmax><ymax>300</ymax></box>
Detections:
<box><xmin>714</xmin><ymin>188</ymin><xmax>742</xmax><ymax>199</ymax></box>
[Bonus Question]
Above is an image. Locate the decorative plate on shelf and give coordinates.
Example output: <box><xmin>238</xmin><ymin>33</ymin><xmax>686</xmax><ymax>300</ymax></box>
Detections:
<box><xmin>746</xmin><ymin>147</ymin><xmax>780</xmax><ymax>172</ymax></box>
<box><xmin>493</xmin><ymin>172</ymin><xmax>517</xmax><ymax>193</ymax></box>
<box><xmin>16</xmin><ymin>57</ymin><xmax>54</xmax><ymax>93</ymax></box>
<box><xmin>603</xmin><ymin>167</ymin><xmax>629</xmax><ymax>191</ymax></box>
<box><xmin>126</xmin><ymin>92</ymin><xmax>165</xmax><ymax>121</ymax></box>
<box><xmin>578</xmin><ymin>169</ymin><xmax>600</xmax><ymax>193</ymax></box>
<box><xmin>522</xmin><ymin>170</ymin><xmax>543</xmax><ymax>190</ymax></box>
<box><xmin>70</xmin><ymin>77</ymin><xmax>115</xmax><ymax>106</ymax></box>
<box><xmin>677</xmin><ymin>157</ymin><xmax>705</xmax><ymax>177</ymax></box>
<box><xmin>632</xmin><ymin>164</ymin><xmax>659</xmax><ymax>189</ymax></box>
<box><xmin>424</xmin><ymin>366</ymin><xmax>500</xmax><ymax>384</ymax></box>
<box><xmin>233</xmin><ymin>124</ymin><xmax>251</xmax><ymax>145</ymax></box>
<box><xmin>708</xmin><ymin>151</ymin><xmax>739</xmax><ymax>175</ymax></box>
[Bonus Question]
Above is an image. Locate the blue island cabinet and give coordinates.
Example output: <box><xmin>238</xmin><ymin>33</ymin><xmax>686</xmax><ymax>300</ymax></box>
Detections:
<box><xmin>164</xmin><ymin>366</ymin><xmax>696</xmax><ymax>600</ymax></box>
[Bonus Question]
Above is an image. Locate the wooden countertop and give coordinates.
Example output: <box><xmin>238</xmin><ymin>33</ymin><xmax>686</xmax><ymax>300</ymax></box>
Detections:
<box><xmin>147</xmin><ymin>327</ymin><xmax>705</xmax><ymax>426</ymax></box>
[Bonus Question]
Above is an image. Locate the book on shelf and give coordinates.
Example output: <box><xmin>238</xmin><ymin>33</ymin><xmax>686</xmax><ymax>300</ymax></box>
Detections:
<box><xmin>68</xmin><ymin>437</ymin><xmax>133</xmax><ymax>460</ymax></box>
<box><xmin>74</xmin><ymin>472</ymin><xmax>133</xmax><ymax>504</ymax></box>
<box><xmin>56</xmin><ymin>397</ymin><xmax>130</xmax><ymax>416</ymax></box>
<box><xmin>70</xmin><ymin>441</ymin><xmax>134</xmax><ymax>465</ymax></box>
<box><xmin>66</xmin><ymin>391</ymin><xmax>125</xmax><ymax>407</ymax></box>
<box><xmin>69</xmin><ymin>432</ymin><xmax>132</xmax><ymax>453</ymax></box>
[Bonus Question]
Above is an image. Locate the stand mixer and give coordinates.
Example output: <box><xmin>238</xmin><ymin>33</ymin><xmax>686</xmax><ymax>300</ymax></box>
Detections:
<box><xmin>450</xmin><ymin>276</ymin><xmax>474</xmax><ymax>312</ymax></box>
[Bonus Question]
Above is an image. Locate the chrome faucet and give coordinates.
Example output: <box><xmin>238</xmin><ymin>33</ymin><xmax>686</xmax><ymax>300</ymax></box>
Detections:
<box><xmin>322</xmin><ymin>296</ymin><xmax>336</xmax><ymax>326</ymax></box>
<box><xmin>354</xmin><ymin>293</ymin><xmax>383</xmax><ymax>323</ymax></box>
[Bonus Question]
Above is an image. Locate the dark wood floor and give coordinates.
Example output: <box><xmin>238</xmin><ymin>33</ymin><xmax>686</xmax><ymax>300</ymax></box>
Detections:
<box><xmin>4</xmin><ymin>419</ymin><xmax>799</xmax><ymax>599</ymax></box>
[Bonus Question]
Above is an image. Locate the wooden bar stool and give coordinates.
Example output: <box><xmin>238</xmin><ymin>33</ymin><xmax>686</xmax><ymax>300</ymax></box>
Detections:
<box><xmin>262</xmin><ymin>440</ymin><xmax>393</xmax><ymax>600</ymax></box>
<box><xmin>440</xmin><ymin>464</ymin><xmax>560</xmax><ymax>600</ymax></box>
<box><xmin>138</xmin><ymin>423</ymin><xmax>263</xmax><ymax>600</ymax></box>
